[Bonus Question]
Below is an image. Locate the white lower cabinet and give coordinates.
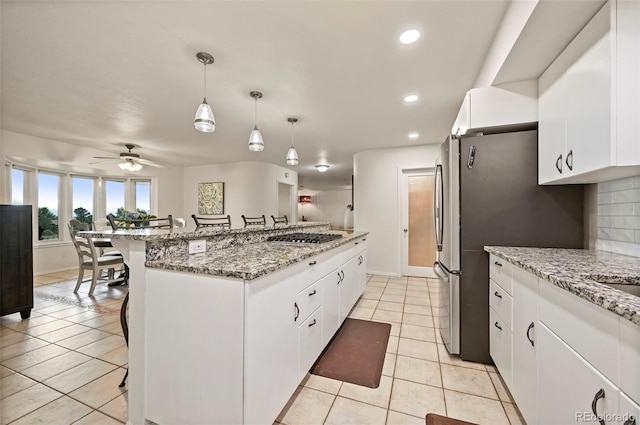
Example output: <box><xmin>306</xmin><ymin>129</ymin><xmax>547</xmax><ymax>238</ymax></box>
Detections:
<box><xmin>511</xmin><ymin>267</ymin><xmax>538</xmax><ymax>425</ymax></box>
<box><xmin>244</xmin><ymin>266</ymin><xmax>303</xmax><ymax>425</ymax></box>
<box><xmin>147</xmin><ymin>240</ymin><xmax>368</xmax><ymax>425</ymax></box>
<box><xmin>321</xmin><ymin>269</ymin><xmax>341</xmax><ymax>346</ymax></box>
<box><xmin>619</xmin><ymin>392</ymin><xmax>640</xmax><ymax>425</ymax></box>
<box><xmin>489</xmin><ymin>256</ymin><xmax>640</xmax><ymax>425</ymax></box>
<box><xmin>489</xmin><ymin>307</ymin><xmax>512</xmax><ymax>386</ymax></box>
<box><xmin>538</xmin><ymin>322</ymin><xmax>620</xmax><ymax>425</ymax></box>
<box><xmin>298</xmin><ymin>307</ymin><xmax>323</xmax><ymax>379</ymax></box>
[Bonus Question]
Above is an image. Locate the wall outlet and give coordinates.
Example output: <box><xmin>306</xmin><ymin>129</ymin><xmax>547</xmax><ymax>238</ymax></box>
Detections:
<box><xmin>188</xmin><ymin>240</ymin><xmax>206</xmax><ymax>255</ymax></box>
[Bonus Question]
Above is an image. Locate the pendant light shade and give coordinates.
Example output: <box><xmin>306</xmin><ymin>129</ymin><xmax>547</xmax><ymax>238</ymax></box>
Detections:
<box><xmin>248</xmin><ymin>91</ymin><xmax>264</xmax><ymax>151</ymax></box>
<box><xmin>286</xmin><ymin>117</ymin><xmax>299</xmax><ymax>165</ymax></box>
<box><xmin>194</xmin><ymin>52</ymin><xmax>216</xmax><ymax>133</ymax></box>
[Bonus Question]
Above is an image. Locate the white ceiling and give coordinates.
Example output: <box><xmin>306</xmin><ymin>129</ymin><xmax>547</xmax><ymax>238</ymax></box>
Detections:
<box><xmin>0</xmin><ymin>0</ymin><xmax>604</xmax><ymax>190</ymax></box>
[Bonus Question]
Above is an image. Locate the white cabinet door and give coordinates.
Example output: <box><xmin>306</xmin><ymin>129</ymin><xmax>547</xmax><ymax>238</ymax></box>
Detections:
<box><xmin>338</xmin><ymin>262</ymin><xmax>353</xmax><ymax>323</ymax></box>
<box><xmin>354</xmin><ymin>250</ymin><xmax>367</xmax><ymax>301</ymax></box>
<box><xmin>538</xmin><ymin>323</ymin><xmax>619</xmax><ymax>425</ymax></box>
<box><xmin>538</xmin><ymin>69</ymin><xmax>567</xmax><ymax>184</ymax></box>
<box><xmin>489</xmin><ymin>307</ymin><xmax>512</xmax><ymax>387</ymax></box>
<box><xmin>564</xmin><ymin>5</ymin><xmax>612</xmax><ymax>177</ymax></box>
<box><xmin>619</xmin><ymin>392</ymin><xmax>640</xmax><ymax>425</ymax></box>
<box><xmin>321</xmin><ymin>269</ymin><xmax>341</xmax><ymax>347</ymax></box>
<box><xmin>511</xmin><ymin>267</ymin><xmax>538</xmax><ymax>425</ymax></box>
<box><xmin>299</xmin><ymin>307</ymin><xmax>323</xmax><ymax>380</ymax></box>
<box><xmin>619</xmin><ymin>317</ymin><xmax>640</xmax><ymax>405</ymax></box>
<box><xmin>244</xmin><ymin>269</ymin><xmax>303</xmax><ymax>425</ymax></box>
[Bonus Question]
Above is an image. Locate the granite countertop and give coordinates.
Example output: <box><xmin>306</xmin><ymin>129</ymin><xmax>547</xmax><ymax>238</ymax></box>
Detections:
<box><xmin>78</xmin><ymin>221</ymin><xmax>330</xmax><ymax>242</ymax></box>
<box><xmin>484</xmin><ymin>247</ymin><xmax>640</xmax><ymax>326</ymax></box>
<box><xmin>146</xmin><ymin>230</ymin><xmax>368</xmax><ymax>280</ymax></box>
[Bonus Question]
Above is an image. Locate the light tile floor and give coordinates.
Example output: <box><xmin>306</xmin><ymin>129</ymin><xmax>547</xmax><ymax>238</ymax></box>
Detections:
<box><xmin>0</xmin><ymin>272</ymin><xmax>525</xmax><ymax>425</ymax></box>
<box><xmin>0</xmin><ymin>270</ymin><xmax>128</xmax><ymax>425</ymax></box>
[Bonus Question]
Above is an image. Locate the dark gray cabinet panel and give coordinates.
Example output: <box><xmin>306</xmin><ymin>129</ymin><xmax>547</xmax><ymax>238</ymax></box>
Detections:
<box><xmin>0</xmin><ymin>205</ymin><xmax>33</xmax><ymax>319</ymax></box>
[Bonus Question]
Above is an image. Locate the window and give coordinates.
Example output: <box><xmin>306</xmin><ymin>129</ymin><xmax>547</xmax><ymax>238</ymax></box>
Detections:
<box><xmin>134</xmin><ymin>180</ymin><xmax>151</xmax><ymax>214</ymax></box>
<box><xmin>105</xmin><ymin>180</ymin><xmax>126</xmax><ymax>217</ymax></box>
<box><xmin>11</xmin><ymin>169</ymin><xmax>24</xmax><ymax>205</ymax></box>
<box><xmin>72</xmin><ymin>177</ymin><xmax>94</xmax><ymax>227</ymax></box>
<box><xmin>38</xmin><ymin>173</ymin><xmax>60</xmax><ymax>240</ymax></box>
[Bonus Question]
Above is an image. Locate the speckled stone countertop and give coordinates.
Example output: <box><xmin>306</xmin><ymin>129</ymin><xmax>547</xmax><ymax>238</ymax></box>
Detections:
<box><xmin>145</xmin><ymin>230</ymin><xmax>368</xmax><ymax>280</ymax></box>
<box><xmin>484</xmin><ymin>247</ymin><xmax>640</xmax><ymax>326</ymax></box>
<box><xmin>78</xmin><ymin>221</ymin><xmax>330</xmax><ymax>242</ymax></box>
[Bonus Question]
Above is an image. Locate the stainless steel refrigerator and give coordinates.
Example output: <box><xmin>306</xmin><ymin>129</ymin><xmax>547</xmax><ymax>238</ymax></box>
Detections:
<box><xmin>433</xmin><ymin>129</ymin><xmax>584</xmax><ymax>363</ymax></box>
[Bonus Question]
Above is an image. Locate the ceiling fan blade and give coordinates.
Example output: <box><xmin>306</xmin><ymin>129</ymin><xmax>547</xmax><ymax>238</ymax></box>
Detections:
<box><xmin>136</xmin><ymin>158</ymin><xmax>166</xmax><ymax>168</ymax></box>
<box><xmin>89</xmin><ymin>159</ymin><xmax>118</xmax><ymax>164</ymax></box>
<box><xmin>92</xmin><ymin>156</ymin><xmax>120</xmax><ymax>160</ymax></box>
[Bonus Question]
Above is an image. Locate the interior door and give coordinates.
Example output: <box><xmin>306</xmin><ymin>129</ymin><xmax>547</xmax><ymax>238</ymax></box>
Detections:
<box><xmin>401</xmin><ymin>169</ymin><xmax>436</xmax><ymax>277</ymax></box>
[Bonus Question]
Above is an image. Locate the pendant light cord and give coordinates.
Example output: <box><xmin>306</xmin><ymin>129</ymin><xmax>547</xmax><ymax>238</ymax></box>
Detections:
<box><xmin>203</xmin><ymin>62</ymin><xmax>207</xmax><ymax>99</ymax></box>
<box><xmin>290</xmin><ymin>121</ymin><xmax>295</xmax><ymax>148</ymax></box>
<box><xmin>254</xmin><ymin>97</ymin><xmax>258</xmax><ymax>125</ymax></box>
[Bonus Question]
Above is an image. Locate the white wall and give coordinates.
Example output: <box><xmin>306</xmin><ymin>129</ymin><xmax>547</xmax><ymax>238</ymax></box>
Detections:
<box><xmin>183</xmin><ymin>161</ymin><xmax>297</xmax><ymax>228</ymax></box>
<box><xmin>354</xmin><ymin>144</ymin><xmax>440</xmax><ymax>276</ymax></box>
<box><xmin>297</xmin><ymin>189</ymin><xmax>352</xmax><ymax>229</ymax></box>
<box><xmin>2</xmin><ymin>130</ymin><xmax>184</xmax><ymax>274</ymax></box>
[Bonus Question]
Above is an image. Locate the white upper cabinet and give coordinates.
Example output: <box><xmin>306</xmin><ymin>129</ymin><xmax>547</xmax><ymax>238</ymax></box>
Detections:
<box><xmin>538</xmin><ymin>0</ymin><xmax>640</xmax><ymax>185</ymax></box>
<box><xmin>451</xmin><ymin>80</ymin><xmax>538</xmax><ymax>136</ymax></box>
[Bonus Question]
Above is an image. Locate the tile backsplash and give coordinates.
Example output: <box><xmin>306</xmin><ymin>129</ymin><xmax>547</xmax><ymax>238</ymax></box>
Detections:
<box><xmin>594</xmin><ymin>175</ymin><xmax>640</xmax><ymax>257</ymax></box>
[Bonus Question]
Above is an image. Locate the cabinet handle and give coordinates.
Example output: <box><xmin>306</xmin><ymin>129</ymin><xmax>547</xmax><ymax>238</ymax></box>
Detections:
<box><xmin>494</xmin><ymin>261</ymin><xmax>502</xmax><ymax>267</ymax></box>
<box><xmin>340</xmin><ymin>270</ymin><xmax>345</xmax><ymax>280</ymax></box>
<box><xmin>308</xmin><ymin>319</ymin><xmax>317</xmax><ymax>327</ymax></box>
<box><xmin>308</xmin><ymin>289</ymin><xmax>317</xmax><ymax>297</ymax></box>
<box><xmin>494</xmin><ymin>322</ymin><xmax>502</xmax><ymax>331</ymax></box>
<box><xmin>555</xmin><ymin>154</ymin><xmax>563</xmax><ymax>174</ymax></box>
<box><xmin>565</xmin><ymin>149</ymin><xmax>573</xmax><ymax>171</ymax></box>
<box><xmin>337</xmin><ymin>272</ymin><xmax>342</xmax><ymax>284</ymax></box>
<box><xmin>526</xmin><ymin>322</ymin><xmax>535</xmax><ymax>347</ymax></box>
<box><xmin>294</xmin><ymin>302</ymin><xmax>299</xmax><ymax>322</ymax></box>
<box><xmin>494</xmin><ymin>291</ymin><xmax>502</xmax><ymax>299</ymax></box>
<box><xmin>308</xmin><ymin>260</ymin><xmax>317</xmax><ymax>266</ymax></box>
<box><xmin>355</xmin><ymin>242</ymin><xmax>359</xmax><ymax>245</ymax></box>
<box><xmin>358</xmin><ymin>255</ymin><xmax>363</xmax><ymax>265</ymax></box>
<box><xmin>623</xmin><ymin>416</ymin><xmax>636</xmax><ymax>425</ymax></box>
<box><xmin>591</xmin><ymin>388</ymin><xmax>606</xmax><ymax>425</ymax></box>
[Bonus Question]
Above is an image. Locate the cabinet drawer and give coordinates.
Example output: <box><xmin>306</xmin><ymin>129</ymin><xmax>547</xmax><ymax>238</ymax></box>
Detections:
<box><xmin>296</xmin><ymin>279</ymin><xmax>323</xmax><ymax>323</ymax></box>
<box><xmin>297</xmin><ymin>245</ymin><xmax>348</xmax><ymax>288</ymax></box>
<box><xmin>489</xmin><ymin>307</ymin><xmax>512</xmax><ymax>387</ymax></box>
<box><xmin>489</xmin><ymin>280</ymin><xmax>512</xmax><ymax>331</ymax></box>
<box><xmin>489</xmin><ymin>254</ymin><xmax>512</xmax><ymax>295</ymax></box>
<box><xmin>620</xmin><ymin>318</ymin><xmax>640</xmax><ymax>404</ymax></box>
<box><xmin>299</xmin><ymin>307</ymin><xmax>323</xmax><ymax>378</ymax></box>
<box><xmin>539</xmin><ymin>278</ymin><xmax>619</xmax><ymax>384</ymax></box>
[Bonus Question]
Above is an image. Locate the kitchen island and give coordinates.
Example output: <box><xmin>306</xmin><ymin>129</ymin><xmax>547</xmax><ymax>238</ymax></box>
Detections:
<box><xmin>484</xmin><ymin>247</ymin><xmax>640</xmax><ymax>425</ymax></box>
<box><xmin>79</xmin><ymin>222</ymin><xmax>368</xmax><ymax>425</ymax></box>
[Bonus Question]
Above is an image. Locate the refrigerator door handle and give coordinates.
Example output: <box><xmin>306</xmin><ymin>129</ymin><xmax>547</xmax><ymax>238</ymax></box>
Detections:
<box><xmin>467</xmin><ymin>146</ymin><xmax>476</xmax><ymax>169</ymax></box>
<box><xmin>435</xmin><ymin>260</ymin><xmax>462</xmax><ymax>277</ymax></box>
<box><xmin>434</xmin><ymin>163</ymin><xmax>444</xmax><ymax>252</ymax></box>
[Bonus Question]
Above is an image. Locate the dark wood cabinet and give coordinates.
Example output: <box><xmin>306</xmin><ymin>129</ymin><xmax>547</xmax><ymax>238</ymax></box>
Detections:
<box><xmin>0</xmin><ymin>205</ymin><xmax>33</xmax><ymax>319</ymax></box>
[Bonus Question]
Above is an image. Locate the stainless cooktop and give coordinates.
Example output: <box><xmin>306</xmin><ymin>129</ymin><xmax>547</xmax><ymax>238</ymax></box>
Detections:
<box><xmin>266</xmin><ymin>233</ymin><xmax>342</xmax><ymax>244</ymax></box>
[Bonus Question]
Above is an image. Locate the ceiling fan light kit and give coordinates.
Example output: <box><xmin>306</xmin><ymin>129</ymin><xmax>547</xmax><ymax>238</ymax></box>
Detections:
<box><xmin>248</xmin><ymin>91</ymin><xmax>264</xmax><ymax>152</ymax></box>
<box><xmin>194</xmin><ymin>52</ymin><xmax>216</xmax><ymax>133</ymax></box>
<box><xmin>286</xmin><ymin>117</ymin><xmax>299</xmax><ymax>166</ymax></box>
<box><xmin>119</xmin><ymin>159</ymin><xmax>143</xmax><ymax>172</ymax></box>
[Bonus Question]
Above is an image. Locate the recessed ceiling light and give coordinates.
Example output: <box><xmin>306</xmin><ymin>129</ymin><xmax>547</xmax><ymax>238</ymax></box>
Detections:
<box><xmin>408</xmin><ymin>132</ymin><xmax>419</xmax><ymax>139</ymax></box>
<box><xmin>404</xmin><ymin>94</ymin><xmax>418</xmax><ymax>103</ymax></box>
<box><xmin>400</xmin><ymin>29</ymin><xmax>420</xmax><ymax>44</ymax></box>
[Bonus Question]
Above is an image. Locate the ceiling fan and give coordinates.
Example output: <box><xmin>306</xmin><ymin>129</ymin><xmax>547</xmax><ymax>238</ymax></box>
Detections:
<box><xmin>92</xmin><ymin>144</ymin><xmax>165</xmax><ymax>172</ymax></box>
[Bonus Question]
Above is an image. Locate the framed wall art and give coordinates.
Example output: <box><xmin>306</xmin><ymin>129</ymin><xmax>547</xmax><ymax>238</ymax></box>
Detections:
<box><xmin>198</xmin><ymin>182</ymin><xmax>224</xmax><ymax>215</ymax></box>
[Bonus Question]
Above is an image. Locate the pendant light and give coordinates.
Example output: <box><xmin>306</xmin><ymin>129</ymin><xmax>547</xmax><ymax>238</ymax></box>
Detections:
<box><xmin>286</xmin><ymin>117</ymin><xmax>299</xmax><ymax>165</ymax></box>
<box><xmin>194</xmin><ymin>52</ymin><xmax>216</xmax><ymax>133</ymax></box>
<box><xmin>248</xmin><ymin>91</ymin><xmax>264</xmax><ymax>151</ymax></box>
